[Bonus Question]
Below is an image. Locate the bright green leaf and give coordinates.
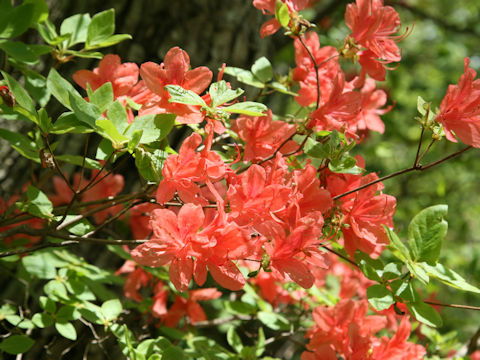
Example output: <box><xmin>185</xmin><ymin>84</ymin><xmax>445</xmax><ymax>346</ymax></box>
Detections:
<box><xmin>408</xmin><ymin>205</ymin><xmax>448</xmax><ymax>264</ymax></box>
<box><xmin>0</xmin><ymin>128</ymin><xmax>39</xmax><ymax>162</ymax></box>
<box><xmin>0</xmin><ymin>3</ymin><xmax>35</xmax><ymax>38</ymax></box>
<box><xmin>223</xmin><ymin>67</ymin><xmax>264</xmax><ymax>88</ymax></box>
<box><xmin>209</xmin><ymin>80</ymin><xmax>243</xmax><ymax>108</ymax></box>
<box><xmin>251</xmin><ymin>57</ymin><xmax>273</xmax><ymax>83</ymax></box>
<box><xmin>227</xmin><ymin>326</ymin><xmax>243</xmax><ymax>353</ymax></box>
<box><xmin>275</xmin><ymin>1</ymin><xmax>290</xmax><ymax>28</ymax></box>
<box><xmin>126</xmin><ymin>114</ymin><xmax>175</xmax><ymax>144</ymax></box>
<box><xmin>91</xmin><ymin>82</ymin><xmax>114</xmax><ymax>113</ymax></box>
<box><xmin>60</xmin><ymin>13</ymin><xmax>91</xmax><ymax>46</ymax></box>
<box><xmin>55</xmin><ymin>321</ymin><xmax>77</xmax><ymax>340</ymax></box>
<box><xmin>22</xmin><ymin>252</ymin><xmax>56</xmax><ymax>279</ymax></box>
<box><xmin>47</xmin><ymin>68</ymin><xmax>82</xmax><ymax>110</ymax></box>
<box><xmin>221</xmin><ymin>101</ymin><xmax>267</xmax><ymax>116</ymax></box>
<box><xmin>102</xmin><ymin>299</ymin><xmax>122</xmax><ymax>321</ymax></box>
<box><xmin>86</xmin><ymin>9</ymin><xmax>115</xmax><ymax>47</ymax></box>
<box><xmin>421</xmin><ymin>262</ymin><xmax>480</xmax><ymax>293</ymax></box>
<box><xmin>165</xmin><ymin>85</ymin><xmax>207</xmax><ymax>107</ymax></box>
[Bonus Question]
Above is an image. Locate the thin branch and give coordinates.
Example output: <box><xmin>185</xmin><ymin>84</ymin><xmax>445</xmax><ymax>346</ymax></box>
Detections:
<box><xmin>297</xmin><ymin>35</ymin><xmax>321</xmax><ymax>109</ymax></box>
<box><xmin>321</xmin><ymin>245</ymin><xmax>359</xmax><ymax>268</ymax></box>
<box><xmin>333</xmin><ymin>146</ymin><xmax>473</xmax><ymax>200</ymax></box>
<box><xmin>424</xmin><ymin>300</ymin><xmax>480</xmax><ymax>312</ymax></box>
<box><xmin>44</xmin><ymin>136</ymin><xmax>76</xmax><ymax>193</ymax></box>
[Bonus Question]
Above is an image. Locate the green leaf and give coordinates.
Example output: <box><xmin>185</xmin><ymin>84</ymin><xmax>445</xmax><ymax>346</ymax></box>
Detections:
<box><xmin>328</xmin><ymin>156</ymin><xmax>363</xmax><ymax>174</ymax></box>
<box><xmin>251</xmin><ymin>57</ymin><xmax>273</xmax><ymax>83</ymax></box>
<box><xmin>55</xmin><ymin>321</ymin><xmax>77</xmax><ymax>340</ymax></box>
<box><xmin>275</xmin><ymin>1</ymin><xmax>290</xmax><ymax>28</ymax></box>
<box><xmin>125</xmin><ymin>114</ymin><xmax>175</xmax><ymax>144</ymax></box>
<box><xmin>96</xmin><ymin>118</ymin><xmax>129</xmax><ymax>147</ymax></box>
<box><xmin>101</xmin><ymin>299</ymin><xmax>122</xmax><ymax>321</ymax></box>
<box><xmin>70</xmin><ymin>93</ymin><xmax>101</xmax><ymax>128</ymax></box>
<box><xmin>408</xmin><ymin>205</ymin><xmax>448</xmax><ymax>264</ymax></box>
<box><xmin>0</xmin><ymin>40</ymin><xmax>38</xmax><ymax>64</ymax></box>
<box><xmin>223</xmin><ymin>67</ymin><xmax>264</xmax><ymax>88</ymax></box>
<box><xmin>39</xmin><ymin>296</ymin><xmax>56</xmax><ymax>313</ymax></box>
<box><xmin>354</xmin><ymin>251</ymin><xmax>384</xmax><ymax>282</ymax></box>
<box><xmin>227</xmin><ymin>327</ymin><xmax>243</xmax><ymax>353</ymax></box>
<box><xmin>421</xmin><ymin>262</ymin><xmax>480</xmax><ymax>293</ymax></box>
<box><xmin>367</xmin><ymin>284</ymin><xmax>394</xmax><ymax>311</ymax></box>
<box><xmin>1</xmin><ymin>71</ymin><xmax>36</xmax><ymax>115</ymax></box>
<box><xmin>128</xmin><ymin>130</ymin><xmax>143</xmax><ymax>152</ymax></box>
<box><xmin>57</xmin><ymin>306</ymin><xmax>81</xmax><ymax>322</ymax></box>
<box><xmin>257</xmin><ymin>311</ymin><xmax>289</xmax><ymax>331</ymax></box>
<box><xmin>417</xmin><ymin>96</ymin><xmax>427</xmax><ymax>116</ymax></box>
<box><xmin>86</xmin><ymin>9</ymin><xmax>115</xmax><ymax>47</ymax></box>
<box><xmin>0</xmin><ymin>128</ymin><xmax>39</xmax><ymax>161</ymax></box>
<box><xmin>0</xmin><ymin>3</ymin><xmax>35</xmax><ymax>38</ymax></box>
<box><xmin>406</xmin><ymin>262</ymin><xmax>429</xmax><ymax>285</ymax></box>
<box><xmin>0</xmin><ymin>335</ymin><xmax>34</xmax><ymax>355</ymax></box>
<box><xmin>221</xmin><ymin>101</ymin><xmax>267</xmax><ymax>116</ymax></box>
<box><xmin>60</xmin><ymin>13</ymin><xmax>91</xmax><ymax>46</ymax></box>
<box><xmin>24</xmin><ymin>185</ymin><xmax>53</xmax><ymax>218</ymax></box>
<box><xmin>269</xmin><ymin>82</ymin><xmax>297</xmax><ymax>96</ymax></box>
<box><xmin>96</xmin><ymin>138</ymin><xmax>114</xmax><ymax>160</ymax></box>
<box><xmin>407</xmin><ymin>302</ymin><xmax>442</xmax><ymax>328</ymax></box>
<box><xmin>162</xmin><ymin>345</ymin><xmax>185</xmax><ymax>360</ymax></box>
<box><xmin>56</xmin><ymin>154</ymin><xmax>103</xmax><ymax>170</ymax></box>
<box><xmin>256</xmin><ymin>327</ymin><xmax>265</xmax><ymax>357</ymax></box>
<box><xmin>385</xmin><ymin>226</ymin><xmax>411</xmax><ymax>262</ymax></box>
<box><xmin>22</xmin><ymin>252</ymin><xmax>56</xmax><ymax>279</ymax></box>
<box><xmin>51</xmin><ymin>112</ymin><xmax>93</xmax><ymax>134</ymax></box>
<box><xmin>165</xmin><ymin>85</ymin><xmax>207</xmax><ymax>107</ymax></box>
<box><xmin>134</xmin><ymin>148</ymin><xmax>166</xmax><ymax>182</ymax></box>
<box><xmin>32</xmin><ymin>312</ymin><xmax>54</xmax><ymax>328</ymax></box>
<box><xmin>91</xmin><ymin>82</ymin><xmax>114</xmax><ymax>114</ymax></box>
<box><xmin>86</xmin><ymin>34</ymin><xmax>132</xmax><ymax>49</ymax></box>
<box><xmin>209</xmin><ymin>80</ymin><xmax>243</xmax><ymax>108</ymax></box>
<box><xmin>24</xmin><ymin>0</ymin><xmax>49</xmax><ymax>23</ymax></box>
<box><xmin>38</xmin><ymin>108</ymin><xmax>51</xmax><ymax>132</ymax></box>
<box><xmin>47</xmin><ymin>68</ymin><xmax>82</xmax><ymax>110</ymax></box>
<box><xmin>63</xmin><ymin>49</ymin><xmax>103</xmax><ymax>59</ymax></box>
<box><xmin>25</xmin><ymin>71</ymin><xmax>50</xmax><ymax>108</ymax></box>
<box><xmin>59</xmin><ymin>216</ymin><xmax>94</xmax><ymax>236</ymax></box>
<box><xmin>304</xmin><ymin>137</ymin><xmax>330</xmax><ymax>159</ymax></box>
<box><xmin>44</xmin><ymin>280</ymin><xmax>68</xmax><ymax>301</ymax></box>
<box><xmin>107</xmin><ymin>100</ymin><xmax>128</xmax><ymax>134</ymax></box>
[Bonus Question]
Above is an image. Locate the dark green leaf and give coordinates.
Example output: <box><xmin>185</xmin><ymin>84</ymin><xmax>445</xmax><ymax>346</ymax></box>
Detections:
<box><xmin>0</xmin><ymin>40</ymin><xmax>38</xmax><ymax>64</ymax></box>
<box><xmin>0</xmin><ymin>128</ymin><xmax>39</xmax><ymax>161</ymax></box>
<box><xmin>407</xmin><ymin>302</ymin><xmax>442</xmax><ymax>328</ymax></box>
<box><xmin>0</xmin><ymin>335</ymin><xmax>34</xmax><ymax>355</ymax></box>
<box><xmin>162</xmin><ymin>345</ymin><xmax>185</xmax><ymax>360</ymax></box>
<box><xmin>24</xmin><ymin>0</ymin><xmax>49</xmax><ymax>23</ymax></box>
<box><xmin>257</xmin><ymin>311</ymin><xmax>289</xmax><ymax>331</ymax></box>
<box><xmin>39</xmin><ymin>296</ymin><xmax>56</xmax><ymax>313</ymax></box>
<box><xmin>0</xmin><ymin>3</ymin><xmax>35</xmax><ymax>38</ymax></box>
<box><xmin>408</xmin><ymin>205</ymin><xmax>448</xmax><ymax>264</ymax></box>
<box><xmin>87</xmin><ymin>34</ymin><xmax>132</xmax><ymax>49</ymax></box>
<box><xmin>367</xmin><ymin>284</ymin><xmax>394</xmax><ymax>311</ymax></box>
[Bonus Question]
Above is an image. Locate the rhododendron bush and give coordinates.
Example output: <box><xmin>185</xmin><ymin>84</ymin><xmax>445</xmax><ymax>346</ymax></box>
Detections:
<box><xmin>1</xmin><ymin>0</ymin><xmax>480</xmax><ymax>358</ymax></box>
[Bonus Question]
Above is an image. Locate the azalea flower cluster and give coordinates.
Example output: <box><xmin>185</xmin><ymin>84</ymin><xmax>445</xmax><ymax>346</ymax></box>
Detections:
<box><xmin>4</xmin><ymin>0</ymin><xmax>480</xmax><ymax>357</ymax></box>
